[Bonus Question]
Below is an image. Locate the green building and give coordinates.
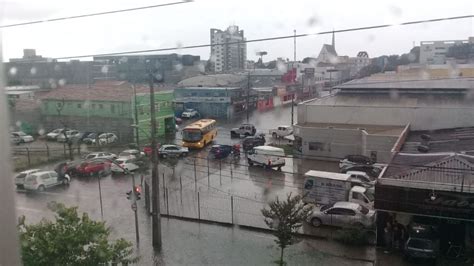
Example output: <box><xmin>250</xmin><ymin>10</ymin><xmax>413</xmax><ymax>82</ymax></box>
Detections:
<box><xmin>133</xmin><ymin>91</ymin><xmax>175</xmax><ymax>143</ymax></box>
<box><xmin>39</xmin><ymin>81</ymin><xmax>175</xmax><ymax>143</ymax></box>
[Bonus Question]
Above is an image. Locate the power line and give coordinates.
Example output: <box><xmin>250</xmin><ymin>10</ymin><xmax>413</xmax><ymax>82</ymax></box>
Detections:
<box><xmin>0</xmin><ymin>1</ymin><xmax>193</xmax><ymax>29</ymax></box>
<box><xmin>39</xmin><ymin>14</ymin><xmax>474</xmax><ymax>61</ymax></box>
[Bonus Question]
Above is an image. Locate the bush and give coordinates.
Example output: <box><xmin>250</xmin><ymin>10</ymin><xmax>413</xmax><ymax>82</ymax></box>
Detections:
<box><xmin>334</xmin><ymin>228</ymin><xmax>369</xmax><ymax>245</ymax></box>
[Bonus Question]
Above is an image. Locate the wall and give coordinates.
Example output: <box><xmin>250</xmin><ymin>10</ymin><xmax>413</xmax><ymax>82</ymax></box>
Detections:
<box><xmin>134</xmin><ymin>91</ymin><xmax>175</xmax><ymax>139</ymax></box>
<box><xmin>300</xmin><ymin>104</ymin><xmax>474</xmax><ymax>131</ymax></box>
<box><xmin>42</xmin><ymin>99</ymin><xmax>132</xmax><ymax>119</ymax></box>
<box><xmin>295</xmin><ymin>126</ymin><xmax>399</xmax><ymax>163</ymax></box>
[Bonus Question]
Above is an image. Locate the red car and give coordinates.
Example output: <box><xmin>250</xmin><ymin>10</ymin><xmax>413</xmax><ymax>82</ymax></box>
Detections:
<box><xmin>143</xmin><ymin>144</ymin><xmax>160</xmax><ymax>157</ymax></box>
<box><xmin>75</xmin><ymin>160</ymin><xmax>111</xmax><ymax>176</ymax></box>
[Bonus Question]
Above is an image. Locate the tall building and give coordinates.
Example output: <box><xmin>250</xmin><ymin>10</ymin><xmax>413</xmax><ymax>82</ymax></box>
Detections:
<box><xmin>419</xmin><ymin>37</ymin><xmax>473</xmax><ymax>64</ymax></box>
<box><xmin>210</xmin><ymin>25</ymin><xmax>247</xmax><ymax>73</ymax></box>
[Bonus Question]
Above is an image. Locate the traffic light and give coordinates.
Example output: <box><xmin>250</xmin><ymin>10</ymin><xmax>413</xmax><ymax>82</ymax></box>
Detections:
<box><xmin>126</xmin><ymin>190</ymin><xmax>133</xmax><ymax>200</ymax></box>
<box><xmin>134</xmin><ymin>186</ymin><xmax>141</xmax><ymax>200</ymax></box>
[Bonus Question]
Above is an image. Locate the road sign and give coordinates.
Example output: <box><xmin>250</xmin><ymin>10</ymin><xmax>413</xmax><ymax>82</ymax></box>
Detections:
<box><xmin>131</xmin><ymin>202</ymin><xmax>137</xmax><ymax>211</ymax></box>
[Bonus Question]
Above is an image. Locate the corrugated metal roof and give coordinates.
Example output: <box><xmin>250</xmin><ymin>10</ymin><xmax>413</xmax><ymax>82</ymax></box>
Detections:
<box><xmin>335</xmin><ymin>77</ymin><xmax>474</xmax><ymax>90</ymax></box>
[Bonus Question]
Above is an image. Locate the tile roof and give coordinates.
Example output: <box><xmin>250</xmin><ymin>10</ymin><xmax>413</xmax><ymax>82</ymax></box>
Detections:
<box><xmin>39</xmin><ymin>82</ymin><xmax>175</xmax><ymax>102</ymax></box>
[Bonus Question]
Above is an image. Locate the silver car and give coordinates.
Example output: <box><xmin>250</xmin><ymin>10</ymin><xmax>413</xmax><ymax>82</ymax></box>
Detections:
<box><xmin>307</xmin><ymin>201</ymin><xmax>375</xmax><ymax>229</ymax></box>
<box><xmin>158</xmin><ymin>144</ymin><xmax>189</xmax><ymax>158</ymax></box>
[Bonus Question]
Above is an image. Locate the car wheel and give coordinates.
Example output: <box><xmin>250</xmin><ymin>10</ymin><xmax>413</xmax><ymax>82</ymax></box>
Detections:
<box><xmin>272</xmin><ymin>133</ymin><xmax>277</xmax><ymax>138</ymax></box>
<box><xmin>38</xmin><ymin>185</ymin><xmax>45</xmax><ymax>192</ymax></box>
<box><xmin>311</xmin><ymin>218</ymin><xmax>322</xmax><ymax>227</ymax></box>
<box><xmin>247</xmin><ymin>159</ymin><xmax>254</xmax><ymax>166</ymax></box>
<box><xmin>162</xmin><ymin>154</ymin><xmax>167</xmax><ymax>159</ymax></box>
<box><xmin>62</xmin><ymin>178</ymin><xmax>70</xmax><ymax>185</ymax></box>
<box><xmin>182</xmin><ymin>152</ymin><xmax>188</xmax><ymax>157</ymax></box>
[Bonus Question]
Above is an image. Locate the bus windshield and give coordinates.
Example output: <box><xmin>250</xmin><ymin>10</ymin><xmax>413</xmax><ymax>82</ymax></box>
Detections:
<box><xmin>183</xmin><ymin>130</ymin><xmax>202</xmax><ymax>142</ymax></box>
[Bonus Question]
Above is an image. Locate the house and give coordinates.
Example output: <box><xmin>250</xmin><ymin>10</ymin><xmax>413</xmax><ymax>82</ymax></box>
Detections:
<box><xmin>39</xmin><ymin>81</ymin><xmax>175</xmax><ymax>142</ymax></box>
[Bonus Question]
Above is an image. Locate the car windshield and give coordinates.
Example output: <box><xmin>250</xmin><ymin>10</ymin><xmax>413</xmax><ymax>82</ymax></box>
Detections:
<box><xmin>183</xmin><ymin>130</ymin><xmax>202</xmax><ymax>142</ymax></box>
<box><xmin>85</xmin><ymin>154</ymin><xmax>95</xmax><ymax>159</ymax></box>
<box><xmin>408</xmin><ymin>238</ymin><xmax>433</xmax><ymax>250</ymax></box>
<box><xmin>185</xmin><ymin>109</ymin><xmax>194</xmax><ymax>112</ymax></box>
<box><xmin>320</xmin><ymin>203</ymin><xmax>334</xmax><ymax>212</ymax></box>
<box><xmin>15</xmin><ymin>173</ymin><xmax>26</xmax><ymax>179</ymax></box>
<box><xmin>366</xmin><ymin>192</ymin><xmax>375</xmax><ymax>202</ymax></box>
<box><xmin>358</xmin><ymin>205</ymin><xmax>370</xmax><ymax>215</ymax></box>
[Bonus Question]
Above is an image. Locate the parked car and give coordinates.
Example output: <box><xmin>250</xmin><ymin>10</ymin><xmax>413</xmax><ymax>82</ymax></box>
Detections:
<box><xmin>82</xmin><ymin>132</ymin><xmax>102</xmax><ymax>145</ymax></box>
<box><xmin>158</xmin><ymin>144</ymin><xmax>189</xmax><ymax>158</ymax></box>
<box><xmin>269</xmin><ymin>125</ymin><xmax>293</xmax><ymax>138</ymax></box>
<box><xmin>404</xmin><ymin>237</ymin><xmax>439</xmax><ymax>262</ymax></box>
<box><xmin>111</xmin><ymin>158</ymin><xmax>140</xmax><ymax>173</ymax></box>
<box><xmin>307</xmin><ymin>201</ymin><xmax>375</xmax><ymax>229</ymax></box>
<box><xmin>175</xmin><ymin>117</ymin><xmax>183</xmax><ymax>125</ymax></box>
<box><xmin>346</xmin><ymin>171</ymin><xmax>376</xmax><ymax>188</ymax></box>
<box><xmin>14</xmin><ymin>169</ymin><xmax>41</xmax><ymax>189</ymax></box>
<box><xmin>75</xmin><ymin>160</ymin><xmax>111</xmax><ymax>177</ymax></box>
<box><xmin>247</xmin><ymin>146</ymin><xmax>285</xmax><ymax>171</ymax></box>
<box><xmin>98</xmin><ymin>133</ymin><xmax>118</xmax><ymax>145</ymax></box>
<box><xmin>57</xmin><ymin>130</ymin><xmax>80</xmax><ymax>142</ymax></box>
<box><xmin>143</xmin><ymin>144</ymin><xmax>160</xmax><ymax>157</ymax></box>
<box><xmin>230</xmin><ymin>123</ymin><xmax>257</xmax><ymax>138</ymax></box>
<box><xmin>12</xmin><ymin>131</ymin><xmax>34</xmax><ymax>143</ymax></box>
<box><xmin>46</xmin><ymin>128</ymin><xmax>68</xmax><ymax>140</ymax></box>
<box><xmin>11</xmin><ymin>134</ymin><xmax>21</xmax><ymax>145</ymax></box>
<box><xmin>242</xmin><ymin>133</ymin><xmax>266</xmax><ymax>151</ymax></box>
<box><xmin>339</xmin><ymin>155</ymin><xmax>374</xmax><ymax>169</ymax></box>
<box><xmin>119</xmin><ymin>149</ymin><xmax>144</xmax><ymax>159</ymax></box>
<box><xmin>341</xmin><ymin>164</ymin><xmax>383</xmax><ymax>178</ymax></box>
<box><xmin>209</xmin><ymin>144</ymin><xmax>234</xmax><ymax>159</ymax></box>
<box><xmin>70</xmin><ymin>131</ymin><xmax>93</xmax><ymax>143</ymax></box>
<box><xmin>181</xmin><ymin>108</ymin><xmax>198</xmax><ymax>118</ymax></box>
<box><xmin>23</xmin><ymin>170</ymin><xmax>71</xmax><ymax>192</ymax></box>
<box><xmin>84</xmin><ymin>152</ymin><xmax>117</xmax><ymax>160</ymax></box>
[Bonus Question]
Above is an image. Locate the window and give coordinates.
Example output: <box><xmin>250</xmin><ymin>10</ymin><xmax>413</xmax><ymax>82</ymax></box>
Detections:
<box><xmin>111</xmin><ymin>104</ymin><xmax>115</xmax><ymax>113</ymax></box>
<box><xmin>91</xmin><ymin>104</ymin><xmax>96</xmax><ymax>109</ymax></box>
<box><xmin>99</xmin><ymin>104</ymin><xmax>103</xmax><ymax>109</ymax></box>
<box><xmin>77</xmin><ymin>103</ymin><xmax>82</xmax><ymax>108</ymax></box>
<box><xmin>308</xmin><ymin>142</ymin><xmax>325</xmax><ymax>151</ymax></box>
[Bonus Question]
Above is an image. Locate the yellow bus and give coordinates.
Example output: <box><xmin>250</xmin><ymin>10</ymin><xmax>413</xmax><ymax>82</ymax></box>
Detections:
<box><xmin>182</xmin><ymin>119</ymin><xmax>217</xmax><ymax>149</ymax></box>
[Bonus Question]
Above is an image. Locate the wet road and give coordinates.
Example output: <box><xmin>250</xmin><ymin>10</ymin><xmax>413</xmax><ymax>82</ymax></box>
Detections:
<box><xmin>13</xmin><ymin>103</ymin><xmax>378</xmax><ymax>265</ymax></box>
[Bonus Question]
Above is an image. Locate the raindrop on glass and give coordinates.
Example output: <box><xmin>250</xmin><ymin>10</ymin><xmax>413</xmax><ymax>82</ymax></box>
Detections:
<box><xmin>30</xmin><ymin>67</ymin><xmax>37</xmax><ymax>75</ymax></box>
<box><xmin>58</xmin><ymin>79</ymin><xmax>66</xmax><ymax>86</ymax></box>
<box><xmin>9</xmin><ymin>67</ymin><xmax>17</xmax><ymax>76</ymax></box>
<box><xmin>101</xmin><ymin>65</ymin><xmax>109</xmax><ymax>74</ymax></box>
<box><xmin>38</xmin><ymin>128</ymin><xmax>45</xmax><ymax>135</ymax></box>
<box><xmin>15</xmin><ymin>121</ymin><xmax>22</xmax><ymax>127</ymax></box>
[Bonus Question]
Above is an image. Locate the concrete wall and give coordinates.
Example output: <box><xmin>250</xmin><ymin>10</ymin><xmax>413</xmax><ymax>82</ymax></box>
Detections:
<box><xmin>295</xmin><ymin>126</ymin><xmax>398</xmax><ymax>163</ymax></box>
<box><xmin>299</xmin><ymin>104</ymin><xmax>474</xmax><ymax>131</ymax></box>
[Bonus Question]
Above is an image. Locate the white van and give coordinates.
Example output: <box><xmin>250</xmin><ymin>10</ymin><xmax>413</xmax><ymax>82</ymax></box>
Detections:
<box><xmin>247</xmin><ymin>146</ymin><xmax>285</xmax><ymax>171</ymax></box>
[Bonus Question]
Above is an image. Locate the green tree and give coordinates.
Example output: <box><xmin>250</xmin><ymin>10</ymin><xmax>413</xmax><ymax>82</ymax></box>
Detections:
<box><xmin>18</xmin><ymin>202</ymin><xmax>138</xmax><ymax>266</ymax></box>
<box><xmin>261</xmin><ymin>194</ymin><xmax>311</xmax><ymax>266</ymax></box>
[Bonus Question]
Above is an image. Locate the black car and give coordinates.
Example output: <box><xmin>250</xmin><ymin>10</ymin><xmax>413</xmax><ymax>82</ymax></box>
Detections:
<box><xmin>82</xmin><ymin>132</ymin><xmax>103</xmax><ymax>145</ymax></box>
<box><xmin>242</xmin><ymin>134</ymin><xmax>266</xmax><ymax>151</ymax></box>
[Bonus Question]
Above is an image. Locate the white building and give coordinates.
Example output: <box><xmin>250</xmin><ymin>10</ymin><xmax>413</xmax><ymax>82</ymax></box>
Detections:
<box><xmin>210</xmin><ymin>26</ymin><xmax>247</xmax><ymax>73</ymax></box>
<box><xmin>294</xmin><ymin>78</ymin><xmax>474</xmax><ymax>162</ymax></box>
<box><xmin>419</xmin><ymin>37</ymin><xmax>473</xmax><ymax>65</ymax></box>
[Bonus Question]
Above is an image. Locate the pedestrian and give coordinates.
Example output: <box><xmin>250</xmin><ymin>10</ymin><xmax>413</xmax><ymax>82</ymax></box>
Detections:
<box><xmin>384</xmin><ymin>222</ymin><xmax>393</xmax><ymax>253</ymax></box>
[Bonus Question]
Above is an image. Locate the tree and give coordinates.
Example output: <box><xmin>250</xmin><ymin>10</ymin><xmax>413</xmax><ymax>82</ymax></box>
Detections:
<box><xmin>261</xmin><ymin>194</ymin><xmax>310</xmax><ymax>266</ymax></box>
<box><xmin>18</xmin><ymin>202</ymin><xmax>138</xmax><ymax>266</ymax></box>
<box><xmin>447</xmin><ymin>43</ymin><xmax>474</xmax><ymax>60</ymax></box>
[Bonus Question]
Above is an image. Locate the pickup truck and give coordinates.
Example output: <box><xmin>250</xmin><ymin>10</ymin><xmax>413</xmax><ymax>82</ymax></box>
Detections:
<box><xmin>230</xmin><ymin>123</ymin><xmax>256</xmax><ymax>138</ymax></box>
<box><xmin>302</xmin><ymin>170</ymin><xmax>374</xmax><ymax>209</ymax></box>
<box><xmin>269</xmin><ymin>125</ymin><xmax>293</xmax><ymax>138</ymax></box>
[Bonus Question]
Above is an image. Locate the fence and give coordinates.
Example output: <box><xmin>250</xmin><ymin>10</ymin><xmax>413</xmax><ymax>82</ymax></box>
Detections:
<box><xmin>12</xmin><ymin>143</ymin><xmax>83</xmax><ymax>170</ymax></box>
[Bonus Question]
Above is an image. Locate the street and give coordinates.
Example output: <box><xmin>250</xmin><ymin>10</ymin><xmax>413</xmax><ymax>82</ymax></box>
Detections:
<box><xmin>13</xmin><ymin>103</ymin><xmax>377</xmax><ymax>265</ymax></box>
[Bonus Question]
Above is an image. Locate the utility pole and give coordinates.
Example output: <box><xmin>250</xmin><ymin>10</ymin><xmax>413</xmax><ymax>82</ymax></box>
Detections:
<box><xmin>149</xmin><ymin>72</ymin><xmax>162</xmax><ymax>249</ymax></box>
<box><xmin>131</xmin><ymin>173</ymin><xmax>140</xmax><ymax>245</ymax></box>
<box><xmin>293</xmin><ymin>29</ymin><xmax>296</xmax><ymax>63</ymax></box>
<box><xmin>132</xmin><ymin>83</ymin><xmax>140</xmax><ymax>149</ymax></box>
<box><xmin>246</xmin><ymin>71</ymin><xmax>250</xmax><ymax>123</ymax></box>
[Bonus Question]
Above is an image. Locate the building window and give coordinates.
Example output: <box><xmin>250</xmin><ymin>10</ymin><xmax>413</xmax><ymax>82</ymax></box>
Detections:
<box><xmin>308</xmin><ymin>142</ymin><xmax>325</xmax><ymax>151</ymax></box>
<box><xmin>77</xmin><ymin>103</ymin><xmax>82</xmax><ymax>109</ymax></box>
<box><xmin>111</xmin><ymin>104</ymin><xmax>115</xmax><ymax>113</ymax></box>
<box><xmin>99</xmin><ymin>104</ymin><xmax>103</xmax><ymax>109</ymax></box>
<box><xmin>91</xmin><ymin>104</ymin><xmax>96</xmax><ymax>109</ymax></box>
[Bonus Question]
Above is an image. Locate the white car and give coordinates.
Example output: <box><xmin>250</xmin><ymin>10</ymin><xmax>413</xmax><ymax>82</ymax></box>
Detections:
<box><xmin>111</xmin><ymin>158</ymin><xmax>139</xmax><ymax>173</ymax></box>
<box><xmin>84</xmin><ymin>152</ymin><xmax>117</xmax><ymax>160</ymax></box>
<box><xmin>57</xmin><ymin>130</ymin><xmax>80</xmax><ymax>142</ymax></box>
<box><xmin>247</xmin><ymin>146</ymin><xmax>285</xmax><ymax>171</ymax></box>
<box><xmin>347</xmin><ymin>171</ymin><xmax>376</xmax><ymax>188</ymax></box>
<box><xmin>14</xmin><ymin>169</ymin><xmax>41</xmax><ymax>189</ymax></box>
<box><xmin>46</xmin><ymin>128</ymin><xmax>67</xmax><ymax>140</ymax></box>
<box><xmin>98</xmin><ymin>133</ymin><xmax>118</xmax><ymax>145</ymax></box>
<box><xmin>181</xmin><ymin>108</ymin><xmax>198</xmax><ymax>118</ymax></box>
<box><xmin>23</xmin><ymin>170</ymin><xmax>71</xmax><ymax>192</ymax></box>
<box><xmin>11</xmin><ymin>131</ymin><xmax>34</xmax><ymax>143</ymax></box>
<box><xmin>118</xmin><ymin>149</ymin><xmax>144</xmax><ymax>159</ymax></box>
<box><xmin>307</xmin><ymin>201</ymin><xmax>375</xmax><ymax>229</ymax></box>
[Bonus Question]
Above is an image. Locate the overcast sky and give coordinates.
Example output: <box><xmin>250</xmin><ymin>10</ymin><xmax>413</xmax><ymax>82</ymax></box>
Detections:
<box><xmin>0</xmin><ymin>0</ymin><xmax>472</xmax><ymax>62</ymax></box>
